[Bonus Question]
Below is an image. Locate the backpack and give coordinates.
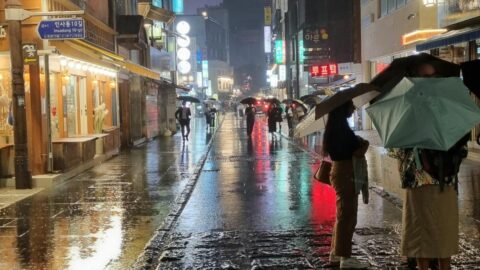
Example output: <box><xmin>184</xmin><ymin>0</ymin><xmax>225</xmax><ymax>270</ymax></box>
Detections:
<box><xmin>420</xmin><ymin>134</ymin><xmax>469</xmax><ymax>190</ymax></box>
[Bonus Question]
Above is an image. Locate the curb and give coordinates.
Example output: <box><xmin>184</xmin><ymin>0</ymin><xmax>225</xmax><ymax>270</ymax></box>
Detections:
<box><xmin>130</xmin><ymin>116</ymin><xmax>226</xmax><ymax>270</ymax></box>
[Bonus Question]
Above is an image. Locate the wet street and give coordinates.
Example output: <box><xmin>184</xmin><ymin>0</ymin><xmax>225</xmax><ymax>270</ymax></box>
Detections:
<box><xmin>1</xmin><ymin>113</ymin><xmax>480</xmax><ymax>270</ymax></box>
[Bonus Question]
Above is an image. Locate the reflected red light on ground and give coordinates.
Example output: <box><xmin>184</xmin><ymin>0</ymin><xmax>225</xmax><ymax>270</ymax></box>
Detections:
<box><xmin>311</xmin><ymin>164</ymin><xmax>336</xmax><ymax>231</ymax></box>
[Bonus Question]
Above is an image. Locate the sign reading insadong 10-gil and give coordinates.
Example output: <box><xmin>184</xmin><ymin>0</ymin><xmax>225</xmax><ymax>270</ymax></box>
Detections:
<box><xmin>37</xmin><ymin>18</ymin><xmax>85</xmax><ymax>40</ymax></box>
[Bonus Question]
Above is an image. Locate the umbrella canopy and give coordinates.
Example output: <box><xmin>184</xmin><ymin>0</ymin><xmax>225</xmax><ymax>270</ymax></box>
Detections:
<box><xmin>300</xmin><ymin>95</ymin><xmax>322</xmax><ymax>108</ymax></box>
<box><xmin>177</xmin><ymin>96</ymin><xmax>200</xmax><ymax>103</ymax></box>
<box><xmin>315</xmin><ymin>83</ymin><xmax>380</xmax><ymax>120</ymax></box>
<box><xmin>366</xmin><ymin>77</ymin><xmax>480</xmax><ymax>151</ymax></box>
<box><xmin>294</xmin><ymin>109</ymin><xmax>328</xmax><ymax>138</ymax></box>
<box><xmin>240</xmin><ymin>97</ymin><xmax>258</xmax><ymax>105</ymax></box>
<box><xmin>370</xmin><ymin>53</ymin><xmax>460</xmax><ymax>98</ymax></box>
<box><xmin>460</xmin><ymin>59</ymin><xmax>480</xmax><ymax>99</ymax></box>
<box><xmin>283</xmin><ymin>99</ymin><xmax>309</xmax><ymax>112</ymax></box>
<box><xmin>264</xmin><ymin>98</ymin><xmax>281</xmax><ymax>105</ymax></box>
<box><xmin>295</xmin><ymin>86</ymin><xmax>378</xmax><ymax>138</ymax></box>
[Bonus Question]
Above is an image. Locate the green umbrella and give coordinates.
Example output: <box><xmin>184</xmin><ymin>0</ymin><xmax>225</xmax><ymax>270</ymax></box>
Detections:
<box><xmin>366</xmin><ymin>77</ymin><xmax>480</xmax><ymax>151</ymax></box>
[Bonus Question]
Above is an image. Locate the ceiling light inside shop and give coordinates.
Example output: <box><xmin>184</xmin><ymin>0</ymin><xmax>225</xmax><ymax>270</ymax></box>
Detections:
<box><xmin>60</xmin><ymin>58</ymin><xmax>67</xmax><ymax>66</ymax></box>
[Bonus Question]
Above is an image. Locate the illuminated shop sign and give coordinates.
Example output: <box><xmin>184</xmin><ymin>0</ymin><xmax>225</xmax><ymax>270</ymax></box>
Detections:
<box><xmin>173</xmin><ymin>0</ymin><xmax>184</xmax><ymax>14</ymax></box>
<box><xmin>310</xmin><ymin>63</ymin><xmax>338</xmax><ymax>77</ymax></box>
<box><xmin>274</xmin><ymin>40</ymin><xmax>285</xmax><ymax>64</ymax></box>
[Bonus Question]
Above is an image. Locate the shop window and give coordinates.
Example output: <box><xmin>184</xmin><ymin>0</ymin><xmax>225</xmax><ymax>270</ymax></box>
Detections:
<box><xmin>49</xmin><ymin>74</ymin><xmax>59</xmax><ymax>139</ymax></box>
<box><xmin>380</xmin><ymin>0</ymin><xmax>406</xmax><ymax>17</ymax></box>
<box><xmin>0</xmin><ymin>68</ymin><xmax>12</xmax><ymax>142</ymax></box>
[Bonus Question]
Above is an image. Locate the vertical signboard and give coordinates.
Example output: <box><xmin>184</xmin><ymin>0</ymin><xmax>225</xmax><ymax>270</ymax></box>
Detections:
<box><xmin>264</xmin><ymin>6</ymin><xmax>272</xmax><ymax>25</ymax></box>
<box><xmin>275</xmin><ymin>40</ymin><xmax>285</xmax><ymax>64</ymax></box>
<box><xmin>264</xmin><ymin>26</ymin><xmax>272</xmax><ymax>53</ymax></box>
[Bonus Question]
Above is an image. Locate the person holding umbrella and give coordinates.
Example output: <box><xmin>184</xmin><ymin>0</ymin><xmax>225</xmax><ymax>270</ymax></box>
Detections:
<box><xmin>379</xmin><ymin>63</ymin><xmax>473</xmax><ymax>270</ymax></box>
<box><xmin>175</xmin><ymin>101</ymin><xmax>191</xmax><ymax>141</ymax></box>
<box><xmin>322</xmin><ymin>100</ymin><xmax>370</xmax><ymax>269</ymax></box>
<box><xmin>245</xmin><ymin>103</ymin><xmax>256</xmax><ymax>137</ymax></box>
<box><xmin>267</xmin><ymin>103</ymin><xmax>280</xmax><ymax>140</ymax></box>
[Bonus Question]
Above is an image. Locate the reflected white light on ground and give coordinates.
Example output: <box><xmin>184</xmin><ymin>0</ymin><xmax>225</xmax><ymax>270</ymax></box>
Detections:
<box><xmin>67</xmin><ymin>215</ymin><xmax>123</xmax><ymax>270</ymax></box>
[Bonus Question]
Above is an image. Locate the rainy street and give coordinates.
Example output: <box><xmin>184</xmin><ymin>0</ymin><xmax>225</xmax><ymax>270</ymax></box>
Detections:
<box><xmin>2</xmin><ymin>114</ymin><xmax>478</xmax><ymax>270</ymax></box>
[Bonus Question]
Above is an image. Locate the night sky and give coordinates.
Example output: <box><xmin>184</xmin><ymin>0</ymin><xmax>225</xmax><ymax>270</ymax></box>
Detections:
<box><xmin>184</xmin><ymin>0</ymin><xmax>223</xmax><ymax>14</ymax></box>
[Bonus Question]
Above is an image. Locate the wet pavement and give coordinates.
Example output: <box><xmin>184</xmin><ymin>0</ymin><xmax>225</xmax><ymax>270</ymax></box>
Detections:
<box><xmin>0</xmin><ymin>117</ymin><xmax>215</xmax><ymax>270</ymax></box>
<box><xmin>1</xmin><ymin>113</ymin><xmax>479</xmax><ymax>270</ymax></box>
<box><xmin>140</xmin><ymin>114</ymin><xmax>480</xmax><ymax>270</ymax></box>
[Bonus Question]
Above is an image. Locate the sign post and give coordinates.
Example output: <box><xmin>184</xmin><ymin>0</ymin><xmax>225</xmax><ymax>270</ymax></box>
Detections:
<box><xmin>5</xmin><ymin>0</ymin><xmax>84</xmax><ymax>189</ymax></box>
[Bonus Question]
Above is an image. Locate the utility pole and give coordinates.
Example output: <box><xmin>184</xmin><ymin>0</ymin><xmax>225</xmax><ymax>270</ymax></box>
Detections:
<box><xmin>6</xmin><ymin>0</ymin><xmax>31</xmax><ymax>188</ymax></box>
<box><xmin>5</xmin><ymin>0</ymin><xmax>84</xmax><ymax>188</ymax></box>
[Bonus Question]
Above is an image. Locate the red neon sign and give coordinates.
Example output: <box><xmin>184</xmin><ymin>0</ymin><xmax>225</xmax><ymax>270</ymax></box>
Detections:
<box><xmin>310</xmin><ymin>63</ymin><xmax>338</xmax><ymax>77</ymax></box>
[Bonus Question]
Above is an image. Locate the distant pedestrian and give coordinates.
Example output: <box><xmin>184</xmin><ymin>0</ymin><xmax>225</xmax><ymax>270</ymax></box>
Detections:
<box><xmin>237</xmin><ymin>103</ymin><xmax>245</xmax><ymax>117</ymax></box>
<box><xmin>245</xmin><ymin>104</ymin><xmax>256</xmax><ymax>137</ymax></box>
<box><xmin>276</xmin><ymin>104</ymin><xmax>283</xmax><ymax>133</ymax></box>
<box><xmin>175</xmin><ymin>102</ymin><xmax>191</xmax><ymax>141</ymax></box>
<box><xmin>322</xmin><ymin>100</ymin><xmax>370</xmax><ymax>269</ymax></box>
<box><xmin>267</xmin><ymin>103</ymin><xmax>279</xmax><ymax>140</ymax></box>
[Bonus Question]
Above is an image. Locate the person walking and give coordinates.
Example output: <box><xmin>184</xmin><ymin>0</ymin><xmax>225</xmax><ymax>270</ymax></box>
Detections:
<box><xmin>276</xmin><ymin>104</ymin><xmax>284</xmax><ymax>134</ymax></box>
<box><xmin>245</xmin><ymin>103</ymin><xmax>256</xmax><ymax>137</ymax></box>
<box><xmin>267</xmin><ymin>103</ymin><xmax>279</xmax><ymax>140</ymax></box>
<box><xmin>322</xmin><ymin>100</ymin><xmax>369</xmax><ymax>269</ymax></box>
<box><xmin>175</xmin><ymin>102</ymin><xmax>191</xmax><ymax>141</ymax></box>
<box><xmin>391</xmin><ymin>63</ymin><xmax>466</xmax><ymax>270</ymax></box>
<box><xmin>286</xmin><ymin>104</ymin><xmax>293</xmax><ymax>131</ymax></box>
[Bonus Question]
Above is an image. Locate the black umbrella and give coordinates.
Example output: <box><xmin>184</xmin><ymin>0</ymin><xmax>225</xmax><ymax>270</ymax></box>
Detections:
<box><xmin>460</xmin><ymin>60</ymin><xmax>480</xmax><ymax>99</ymax></box>
<box><xmin>177</xmin><ymin>96</ymin><xmax>200</xmax><ymax>103</ymax></box>
<box><xmin>264</xmin><ymin>98</ymin><xmax>281</xmax><ymax>105</ymax></box>
<box><xmin>240</xmin><ymin>97</ymin><xmax>258</xmax><ymax>105</ymax></box>
<box><xmin>370</xmin><ymin>53</ymin><xmax>460</xmax><ymax>93</ymax></box>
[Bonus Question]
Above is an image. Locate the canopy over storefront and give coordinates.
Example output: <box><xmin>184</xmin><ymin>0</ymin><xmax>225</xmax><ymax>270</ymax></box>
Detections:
<box><xmin>416</xmin><ymin>27</ymin><xmax>480</xmax><ymax>51</ymax></box>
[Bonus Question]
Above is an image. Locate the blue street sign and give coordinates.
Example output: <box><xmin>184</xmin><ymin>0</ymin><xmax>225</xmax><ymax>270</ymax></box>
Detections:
<box><xmin>37</xmin><ymin>18</ymin><xmax>85</xmax><ymax>40</ymax></box>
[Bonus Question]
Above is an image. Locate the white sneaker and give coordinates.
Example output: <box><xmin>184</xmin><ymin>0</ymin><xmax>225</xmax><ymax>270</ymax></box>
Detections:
<box><xmin>340</xmin><ymin>257</ymin><xmax>369</xmax><ymax>269</ymax></box>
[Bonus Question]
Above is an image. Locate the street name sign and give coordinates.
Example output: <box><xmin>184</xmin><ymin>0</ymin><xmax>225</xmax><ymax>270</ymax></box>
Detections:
<box><xmin>37</xmin><ymin>18</ymin><xmax>85</xmax><ymax>40</ymax></box>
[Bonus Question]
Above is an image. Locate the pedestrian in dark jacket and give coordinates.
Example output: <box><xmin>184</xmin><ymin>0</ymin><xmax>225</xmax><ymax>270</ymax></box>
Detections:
<box><xmin>323</xmin><ymin>99</ymin><xmax>370</xmax><ymax>269</ymax></box>
<box><xmin>267</xmin><ymin>103</ymin><xmax>279</xmax><ymax>140</ymax></box>
<box><xmin>175</xmin><ymin>102</ymin><xmax>191</xmax><ymax>141</ymax></box>
<box><xmin>245</xmin><ymin>104</ymin><xmax>256</xmax><ymax>137</ymax></box>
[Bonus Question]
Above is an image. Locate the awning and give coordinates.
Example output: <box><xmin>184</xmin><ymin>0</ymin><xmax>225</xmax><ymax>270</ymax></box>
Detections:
<box><xmin>124</xmin><ymin>61</ymin><xmax>161</xmax><ymax>80</ymax></box>
<box><xmin>416</xmin><ymin>27</ymin><xmax>480</xmax><ymax>51</ymax></box>
<box><xmin>137</xmin><ymin>2</ymin><xmax>175</xmax><ymax>24</ymax></box>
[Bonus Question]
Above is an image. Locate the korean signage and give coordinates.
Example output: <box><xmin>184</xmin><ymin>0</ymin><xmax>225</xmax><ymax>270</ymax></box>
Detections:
<box><xmin>37</xmin><ymin>18</ymin><xmax>85</xmax><ymax>40</ymax></box>
<box><xmin>310</xmin><ymin>63</ymin><xmax>338</xmax><ymax>77</ymax></box>
<box><xmin>274</xmin><ymin>40</ymin><xmax>285</xmax><ymax>64</ymax></box>
<box><xmin>303</xmin><ymin>26</ymin><xmax>329</xmax><ymax>48</ymax></box>
<box><xmin>264</xmin><ymin>6</ymin><xmax>272</xmax><ymax>25</ymax></box>
<box><xmin>22</xmin><ymin>43</ymin><xmax>38</xmax><ymax>65</ymax></box>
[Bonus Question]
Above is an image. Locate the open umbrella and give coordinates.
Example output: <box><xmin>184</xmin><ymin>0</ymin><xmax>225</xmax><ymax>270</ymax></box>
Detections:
<box><xmin>366</xmin><ymin>77</ymin><xmax>480</xmax><ymax>151</ymax></box>
<box><xmin>315</xmin><ymin>83</ymin><xmax>380</xmax><ymax>120</ymax></box>
<box><xmin>295</xmin><ymin>86</ymin><xmax>379</xmax><ymax>138</ymax></box>
<box><xmin>294</xmin><ymin>109</ymin><xmax>328</xmax><ymax>138</ymax></box>
<box><xmin>370</xmin><ymin>53</ymin><xmax>460</xmax><ymax>101</ymax></box>
<box><xmin>300</xmin><ymin>95</ymin><xmax>322</xmax><ymax>108</ymax></box>
<box><xmin>240</xmin><ymin>97</ymin><xmax>258</xmax><ymax>105</ymax></box>
<box><xmin>282</xmin><ymin>99</ymin><xmax>310</xmax><ymax>113</ymax></box>
<box><xmin>264</xmin><ymin>98</ymin><xmax>281</xmax><ymax>105</ymax></box>
<box><xmin>177</xmin><ymin>96</ymin><xmax>200</xmax><ymax>103</ymax></box>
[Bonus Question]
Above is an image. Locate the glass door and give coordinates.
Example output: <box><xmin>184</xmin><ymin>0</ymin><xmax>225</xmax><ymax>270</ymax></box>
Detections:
<box><xmin>66</xmin><ymin>76</ymin><xmax>78</xmax><ymax>137</ymax></box>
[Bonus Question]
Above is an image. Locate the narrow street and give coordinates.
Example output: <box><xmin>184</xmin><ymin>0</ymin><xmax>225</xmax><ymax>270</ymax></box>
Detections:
<box><xmin>1</xmin><ymin>113</ymin><xmax>479</xmax><ymax>270</ymax></box>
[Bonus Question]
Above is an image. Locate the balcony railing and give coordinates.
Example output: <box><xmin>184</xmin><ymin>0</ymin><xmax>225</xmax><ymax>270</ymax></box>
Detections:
<box><xmin>47</xmin><ymin>0</ymin><xmax>116</xmax><ymax>52</ymax></box>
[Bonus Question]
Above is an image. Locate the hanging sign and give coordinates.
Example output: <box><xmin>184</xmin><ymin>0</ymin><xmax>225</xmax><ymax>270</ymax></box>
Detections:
<box><xmin>22</xmin><ymin>43</ymin><xmax>38</xmax><ymax>65</ymax></box>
